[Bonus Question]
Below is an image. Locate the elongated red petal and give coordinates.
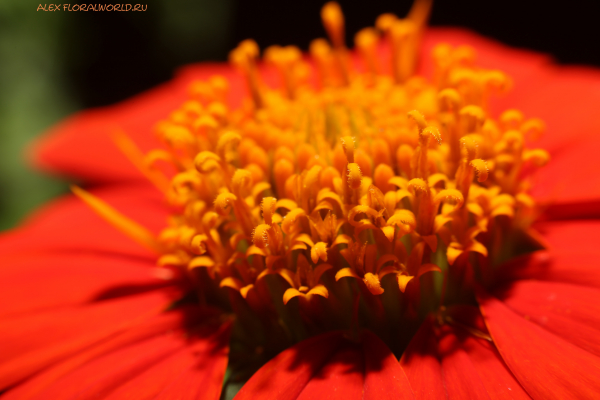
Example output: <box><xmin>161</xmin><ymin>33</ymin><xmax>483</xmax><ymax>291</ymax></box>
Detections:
<box><xmin>1</xmin><ymin>306</ymin><xmax>221</xmax><ymax>400</ymax></box>
<box><xmin>24</xmin><ymin>329</ymin><xmax>190</xmax><ymax>400</ymax></box>
<box><xmin>456</xmin><ymin>335</ymin><xmax>530</xmax><ymax>399</ymax></box>
<box><xmin>530</xmin><ymin>137</ymin><xmax>600</xmax><ymax>218</ymax></box>
<box><xmin>31</xmin><ymin>64</ymin><xmax>240</xmax><ymax>182</ymax></box>
<box><xmin>401</xmin><ymin>319</ymin><xmax>529</xmax><ymax>399</ymax></box>
<box><xmin>0</xmin><ymin>184</ymin><xmax>168</xmax><ymax>258</ymax></box>
<box><xmin>106</xmin><ymin>322</ymin><xmax>230</xmax><ymax>400</ymax></box>
<box><xmin>499</xmin><ymin>221</ymin><xmax>600</xmax><ymax>289</ymax></box>
<box><xmin>296</xmin><ymin>345</ymin><xmax>365</xmax><ymax>400</ymax></box>
<box><xmin>153</xmin><ymin>335</ymin><xmax>231</xmax><ymax>400</ymax></box>
<box><xmin>0</xmin><ymin>289</ymin><xmax>175</xmax><ymax>390</ymax></box>
<box><xmin>500</xmin><ymin>251</ymin><xmax>600</xmax><ymax>290</ymax></box>
<box><xmin>478</xmin><ymin>288</ymin><xmax>600</xmax><ymax>399</ymax></box>
<box><xmin>362</xmin><ymin>330</ymin><xmax>415</xmax><ymax>400</ymax></box>
<box><xmin>437</xmin><ymin>331</ymin><xmax>495</xmax><ymax>399</ymax></box>
<box><xmin>235</xmin><ymin>330</ymin><xmax>414</xmax><ymax>400</ymax></box>
<box><xmin>0</xmin><ymin>253</ymin><xmax>169</xmax><ymax>318</ymax></box>
<box><xmin>399</xmin><ymin>320</ymin><xmax>446</xmax><ymax>399</ymax></box>
<box><xmin>535</xmin><ymin>219</ymin><xmax>600</xmax><ymax>252</ymax></box>
<box><xmin>499</xmin><ymin>64</ymin><xmax>600</xmax><ymax>155</ymax></box>
<box><xmin>234</xmin><ymin>331</ymin><xmax>345</xmax><ymax>400</ymax></box>
<box><xmin>515</xmin><ymin>65</ymin><xmax>600</xmax><ymax>154</ymax></box>
<box><xmin>494</xmin><ymin>280</ymin><xmax>600</xmax><ymax>357</ymax></box>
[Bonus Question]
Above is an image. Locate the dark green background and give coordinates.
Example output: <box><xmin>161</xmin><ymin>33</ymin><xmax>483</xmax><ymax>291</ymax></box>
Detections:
<box><xmin>2</xmin><ymin>0</ymin><xmax>599</xmax><ymax>230</ymax></box>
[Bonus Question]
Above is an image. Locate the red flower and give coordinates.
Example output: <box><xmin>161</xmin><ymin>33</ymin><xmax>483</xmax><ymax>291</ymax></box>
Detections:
<box><xmin>2</xmin><ymin>3</ymin><xmax>600</xmax><ymax>399</ymax></box>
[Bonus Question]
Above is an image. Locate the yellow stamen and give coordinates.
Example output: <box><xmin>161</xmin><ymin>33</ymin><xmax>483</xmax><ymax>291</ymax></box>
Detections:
<box><xmin>347</xmin><ymin>163</ymin><xmax>362</xmax><ymax>190</ymax></box>
<box><xmin>321</xmin><ymin>2</ymin><xmax>350</xmax><ymax>85</ymax></box>
<box><xmin>261</xmin><ymin>197</ymin><xmax>277</xmax><ymax>226</ymax></box>
<box><xmin>71</xmin><ymin>185</ymin><xmax>162</xmax><ymax>253</ymax></box>
<box><xmin>229</xmin><ymin>39</ymin><xmax>263</xmax><ymax>108</ymax></box>
<box><xmin>407</xmin><ymin>0</ymin><xmax>433</xmax><ymax>27</ymax></box>
<box><xmin>355</xmin><ymin>28</ymin><xmax>380</xmax><ymax>76</ymax></box>
<box><xmin>265</xmin><ymin>45</ymin><xmax>302</xmax><ymax>98</ymax></box>
<box><xmin>321</xmin><ymin>2</ymin><xmax>345</xmax><ymax>48</ymax></box>
<box><xmin>111</xmin><ymin>130</ymin><xmax>170</xmax><ymax>193</ymax></box>
<box><xmin>252</xmin><ymin>224</ymin><xmax>272</xmax><ymax>249</ymax></box>
<box><xmin>390</xmin><ymin>19</ymin><xmax>418</xmax><ymax>83</ymax></box>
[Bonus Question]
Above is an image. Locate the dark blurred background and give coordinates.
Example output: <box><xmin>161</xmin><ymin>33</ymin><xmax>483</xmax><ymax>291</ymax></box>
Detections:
<box><xmin>1</xmin><ymin>0</ymin><xmax>599</xmax><ymax>229</ymax></box>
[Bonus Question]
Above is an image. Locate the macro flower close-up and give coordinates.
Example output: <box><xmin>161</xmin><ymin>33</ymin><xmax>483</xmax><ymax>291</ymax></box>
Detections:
<box><xmin>2</xmin><ymin>0</ymin><xmax>600</xmax><ymax>399</ymax></box>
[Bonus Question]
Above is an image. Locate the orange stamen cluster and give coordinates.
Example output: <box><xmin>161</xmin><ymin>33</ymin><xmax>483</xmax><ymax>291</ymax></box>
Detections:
<box><xmin>87</xmin><ymin>0</ymin><xmax>549</xmax><ymax>333</ymax></box>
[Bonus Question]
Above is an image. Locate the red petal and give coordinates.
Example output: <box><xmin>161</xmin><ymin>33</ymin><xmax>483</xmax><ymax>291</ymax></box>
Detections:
<box><xmin>511</xmin><ymin>66</ymin><xmax>600</xmax><ymax>155</ymax></box>
<box><xmin>25</xmin><ymin>328</ymin><xmax>189</xmax><ymax>400</ymax></box>
<box><xmin>106</xmin><ymin>322</ymin><xmax>230</xmax><ymax>400</ymax></box>
<box><xmin>401</xmin><ymin>319</ymin><xmax>529</xmax><ymax>399</ymax></box>
<box><xmin>361</xmin><ymin>330</ymin><xmax>415</xmax><ymax>400</ymax></box>
<box><xmin>31</xmin><ymin>63</ymin><xmax>238</xmax><ymax>183</ymax></box>
<box><xmin>234</xmin><ymin>331</ymin><xmax>346</xmax><ymax>400</ymax></box>
<box><xmin>0</xmin><ymin>289</ymin><xmax>174</xmax><ymax>390</ymax></box>
<box><xmin>235</xmin><ymin>330</ymin><xmax>415</xmax><ymax>400</ymax></box>
<box><xmin>153</xmin><ymin>335</ymin><xmax>230</xmax><ymax>400</ymax></box>
<box><xmin>437</xmin><ymin>329</ymin><xmax>496</xmax><ymax>399</ymax></box>
<box><xmin>295</xmin><ymin>344</ymin><xmax>365</xmax><ymax>400</ymax></box>
<box><xmin>530</xmin><ymin>136</ymin><xmax>600</xmax><ymax>218</ymax></box>
<box><xmin>0</xmin><ymin>253</ymin><xmax>169</xmax><ymax>318</ymax></box>
<box><xmin>0</xmin><ymin>184</ymin><xmax>168</xmax><ymax>259</ymax></box>
<box><xmin>478</xmin><ymin>288</ymin><xmax>600</xmax><ymax>398</ymax></box>
<box><xmin>494</xmin><ymin>280</ymin><xmax>600</xmax><ymax>357</ymax></box>
<box><xmin>2</xmin><ymin>306</ymin><xmax>221</xmax><ymax>400</ymax></box>
<box><xmin>448</xmin><ymin>330</ymin><xmax>530</xmax><ymax>399</ymax></box>
<box><xmin>499</xmin><ymin>64</ymin><xmax>600</xmax><ymax>155</ymax></box>
<box><xmin>399</xmin><ymin>320</ymin><xmax>446</xmax><ymax>399</ymax></box>
<box><xmin>535</xmin><ymin>219</ymin><xmax>600</xmax><ymax>253</ymax></box>
<box><xmin>500</xmin><ymin>251</ymin><xmax>600</xmax><ymax>290</ymax></box>
<box><xmin>500</xmin><ymin>221</ymin><xmax>600</xmax><ymax>289</ymax></box>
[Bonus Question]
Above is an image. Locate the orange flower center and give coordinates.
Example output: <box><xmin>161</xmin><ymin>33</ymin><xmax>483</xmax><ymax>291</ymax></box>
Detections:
<box><xmin>74</xmin><ymin>0</ymin><xmax>549</xmax><ymax>351</ymax></box>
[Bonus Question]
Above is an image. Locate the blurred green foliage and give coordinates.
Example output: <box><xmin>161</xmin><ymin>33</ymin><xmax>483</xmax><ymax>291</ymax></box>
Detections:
<box><xmin>0</xmin><ymin>1</ymin><xmax>74</xmax><ymax>230</ymax></box>
<box><xmin>0</xmin><ymin>0</ymin><xmax>233</xmax><ymax>231</ymax></box>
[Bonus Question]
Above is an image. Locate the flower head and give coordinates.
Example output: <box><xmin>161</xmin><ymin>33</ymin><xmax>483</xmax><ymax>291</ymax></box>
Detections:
<box><xmin>3</xmin><ymin>1</ymin><xmax>600</xmax><ymax>399</ymax></box>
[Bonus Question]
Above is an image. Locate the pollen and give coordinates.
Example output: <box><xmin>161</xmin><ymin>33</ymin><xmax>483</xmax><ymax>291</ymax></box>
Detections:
<box><xmin>91</xmin><ymin>0</ymin><xmax>551</xmax><ymax>340</ymax></box>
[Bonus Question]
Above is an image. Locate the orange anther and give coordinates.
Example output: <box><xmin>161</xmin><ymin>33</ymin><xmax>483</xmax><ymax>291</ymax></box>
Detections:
<box><xmin>347</xmin><ymin>163</ymin><xmax>362</xmax><ymax>189</ymax></box>
<box><xmin>321</xmin><ymin>2</ymin><xmax>345</xmax><ymax>48</ymax></box>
